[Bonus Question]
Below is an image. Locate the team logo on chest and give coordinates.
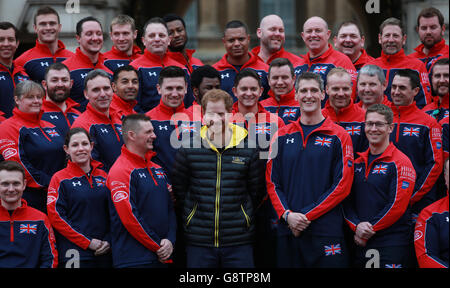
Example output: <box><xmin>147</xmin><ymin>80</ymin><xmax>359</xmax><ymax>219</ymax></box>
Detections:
<box><xmin>282</xmin><ymin>108</ymin><xmax>298</xmax><ymax>118</ymax></box>
<box><xmin>402</xmin><ymin>127</ymin><xmax>420</xmax><ymax>137</ymax></box>
<box><xmin>255</xmin><ymin>124</ymin><xmax>271</xmax><ymax>135</ymax></box>
<box><xmin>180</xmin><ymin>123</ymin><xmax>197</xmax><ymax>133</ymax></box>
<box><xmin>345</xmin><ymin>125</ymin><xmax>361</xmax><ymax>136</ymax></box>
<box><xmin>314</xmin><ymin>136</ymin><xmax>332</xmax><ymax>147</ymax></box>
<box><xmin>20</xmin><ymin>224</ymin><xmax>37</xmax><ymax>234</ymax></box>
<box><xmin>372</xmin><ymin>164</ymin><xmax>388</xmax><ymax>175</ymax></box>
<box><xmin>46</xmin><ymin>128</ymin><xmax>60</xmax><ymax>137</ymax></box>
<box><xmin>313</xmin><ymin>66</ymin><xmax>328</xmax><ymax>74</ymax></box>
<box><xmin>155</xmin><ymin>169</ymin><xmax>166</xmax><ymax>179</ymax></box>
<box><xmin>94</xmin><ymin>177</ymin><xmax>106</xmax><ymax>187</ymax></box>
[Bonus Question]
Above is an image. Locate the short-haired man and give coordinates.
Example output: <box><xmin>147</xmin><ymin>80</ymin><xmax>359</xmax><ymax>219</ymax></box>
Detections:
<box><xmin>163</xmin><ymin>14</ymin><xmax>203</xmax><ymax>73</ymax></box>
<box><xmin>41</xmin><ymin>62</ymin><xmax>81</xmax><ymax>136</ymax></box>
<box><xmin>213</xmin><ymin>20</ymin><xmax>269</xmax><ymax>101</ymax></box>
<box><xmin>186</xmin><ymin>65</ymin><xmax>221</xmax><ymax>121</ymax></box>
<box><xmin>261</xmin><ymin>58</ymin><xmax>301</xmax><ymax>124</ymax></box>
<box><xmin>389</xmin><ymin>69</ymin><xmax>443</xmax><ymax>215</ymax></box>
<box><xmin>0</xmin><ymin>161</ymin><xmax>58</xmax><ymax>268</ymax></box>
<box><xmin>63</xmin><ymin>16</ymin><xmax>112</xmax><ymax>111</ymax></box>
<box><xmin>266</xmin><ymin>72</ymin><xmax>354</xmax><ymax>268</ymax></box>
<box><xmin>410</xmin><ymin>7</ymin><xmax>449</xmax><ymax>71</ymax></box>
<box><xmin>322</xmin><ymin>67</ymin><xmax>368</xmax><ymax>156</ymax></box>
<box><xmin>130</xmin><ymin>17</ymin><xmax>191</xmax><ymax>113</ymax></box>
<box><xmin>356</xmin><ymin>64</ymin><xmax>391</xmax><ymax>110</ymax></box>
<box><xmin>333</xmin><ymin>21</ymin><xmax>374</xmax><ymax>71</ymax></box>
<box><xmin>72</xmin><ymin>69</ymin><xmax>123</xmax><ymax>172</ymax></box>
<box><xmin>251</xmin><ymin>15</ymin><xmax>303</xmax><ymax>69</ymax></box>
<box><xmin>15</xmin><ymin>6</ymin><xmax>74</xmax><ymax>83</ymax></box>
<box><xmin>0</xmin><ymin>22</ymin><xmax>29</xmax><ymax>118</ymax></box>
<box><xmin>107</xmin><ymin>114</ymin><xmax>176</xmax><ymax>268</ymax></box>
<box><xmin>110</xmin><ymin>65</ymin><xmax>139</xmax><ymax>120</ymax></box>
<box><xmin>344</xmin><ymin>104</ymin><xmax>416</xmax><ymax>268</ymax></box>
<box><xmin>298</xmin><ymin>16</ymin><xmax>357</xmax><ymax>107</ymax></box>
<box><xmin>146</xmin><ymin>66</ymin><xmax>198</xmax><ymax>178</ymax></box>
<box><xmin>103</xmin><ymin>14</ymin><xmax>142</xmax><ymax>73</ymax></box>
<box><xmin>423</xmin><ymin>58</ymin><xmax>449</xmax><ymax>122</ymax></box>
<box><xmin>365</xmin><ymin>17</ymin><xmax>432</xmax><ymax>109</ymax></box>
<box><xmin>172</xmin><ymin>89</ymin><xmax>266</xmax><ymax>268</ymax></box>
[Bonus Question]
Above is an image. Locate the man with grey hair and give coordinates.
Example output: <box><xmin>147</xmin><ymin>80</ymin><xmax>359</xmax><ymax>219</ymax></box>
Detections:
<box><xmin>365</xmin><ymin>17</ymin><xmax>432</xmax><ymax>109</ymax></box>
<box><xmin>72</xmin><ymin>69</ymin><xmax>123</xmax><ymax>171</ymax></box>
<box><xmin>297</xmin><ymin>16</ymin><xmax>357</xmax><ymax>108</ymax></box>
<box><xmin>356</xmin><ymin>64</ymin><xmax>391</xmax><ymax>110</ymax></box>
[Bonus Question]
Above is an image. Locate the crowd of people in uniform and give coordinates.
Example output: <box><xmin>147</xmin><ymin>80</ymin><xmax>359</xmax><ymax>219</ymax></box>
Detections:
<box><xmin>0</xmin><ymin>4</ymin><xmax>448</xmax><ymax>268</ymax></box>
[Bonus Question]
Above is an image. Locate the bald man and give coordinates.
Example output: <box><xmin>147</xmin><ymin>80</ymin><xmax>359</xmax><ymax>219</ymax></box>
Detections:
<box><xmin>297</xmin><ymin>16</ymin><xmax>357</xmax><ymax>107</ymax></box>
<box><xmin>252</xmin><ymin>14</ymin><xmax>303</xmax><ymax>70</ymax></box>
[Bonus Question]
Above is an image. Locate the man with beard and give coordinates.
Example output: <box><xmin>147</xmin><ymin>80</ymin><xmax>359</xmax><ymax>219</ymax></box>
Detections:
<box><xmin>63</xmin><ymin>17</ymin><xmax>112</xmax><ymax>111</ymax></box>
<box><xmin>251</xmin><ymin>15</ymin><xmax>303</xmax><ymax>71</ymax></box>
<box><xmin>410</xmin><ymin>7</ymin><xmax>449</xmax><ymax>71</ymax></box>
<box><xmin>365</xmin><ymin>17</ymin><xmax>431</xmax><ymax>109</ymax></box>
<box><xmin>423</xmin><ymin>58</ymin><xmax>449</xmax><ymax>122</ymax></box>
<box><xmin>163</xmin><ymin>14</ymin><xmax>203</xmax><ymax>74</ymax></box>
<box><xmin>333</xmin><ymin>21</ymin><xmax>374</xmax><ymax>71</ymax></box>
<box><xmin>15</xmin><ymin>6</ymin><xmax>74</xmax><ymax>83</ymax></box>
<box><xmin>104</xmin><ymin>15</ymin><xmax>142</xmax><ymax>73</ymax></box>
<box><xmin>41</xmin><ymin>62</ymin><xmax>81</xmax><ymax>136</ymax></box>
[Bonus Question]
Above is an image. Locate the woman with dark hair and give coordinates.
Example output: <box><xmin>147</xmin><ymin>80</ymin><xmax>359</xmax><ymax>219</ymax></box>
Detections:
<box><xmin>0</xmin><ymin>80</ymin><xmax>65</xmax><ymax>213</ymax></box>
<box><xmin>47</xmin><ymin>127</ymin><xmax>112</xmax><ymax>268</ymax></box>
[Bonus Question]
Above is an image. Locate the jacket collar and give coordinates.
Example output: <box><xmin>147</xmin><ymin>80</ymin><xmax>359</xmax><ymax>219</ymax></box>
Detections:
<box><xmin>34</xmin><ymin>39</ymin><xmax>67</xmax><ymax>55</ymax></box>
<box><xmin>109</xmin><ymin>45</ymin><xmax>142</xmax><ymax>59</ymax></box>
<box><xmin>74</xmin><ymin>47</ymin><xmax>106</xmax><ymax>67</ymax></box>
<box><xmin>304</xmin><ymin>44</ymin><xmax>335</xmax><ymax>65</ymax></box>
<box><xmin>200</xmin><ymin>123</ymin><xmax>248</xmax><ymax>152</ymax></box>
<box><xmin>120</xmin><ymin>145</ymin><xmax>156</xmax><ymax>167</ymax></box>
<box><xmin>43</xmin><ymin>97</ymin><xmax>80</xmax><ymax>112</ymax></box>
<box><xmin>357</xmin><ymin>142</ymin><xmax>397</xmax><ymax>164</ymax></box>
<box><xmin>156</xmin><ymin>99</ymin><xmax>186</xmax><ymax>116</ymax></box>
<box><xmin>66</xmin><ymin>159</ymin><xmax>103</xmax><ymax>177</ymax></box>
<box><xmin>390</xmin><ymin>101</ymin><xmax>419</xmax><ymax>117</ymax></box>
<box><xmin>380</xmin><ymin>48</ymin><xmax>406</xmax><ymax>64</ymax></box>
<box><xmin>267</xmin><ymin>88</ymin><xmax>297</xmax><ymax>105</ymax></box>
<box><xmin>12</xmin><ymin>108</ymin><xmax>43</xmax><ymax>125</ymax></box>
<box><xmin>414</xmin><ymin>39</ymin><xmax>447</xmax><ymax>57</ymax></box>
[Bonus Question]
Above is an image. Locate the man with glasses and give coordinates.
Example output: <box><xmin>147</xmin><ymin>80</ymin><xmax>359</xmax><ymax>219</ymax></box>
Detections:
<box><xmin>344</xmin><ymin>104</ymin><xmax>416</xmax><ymax>268</ymax></box>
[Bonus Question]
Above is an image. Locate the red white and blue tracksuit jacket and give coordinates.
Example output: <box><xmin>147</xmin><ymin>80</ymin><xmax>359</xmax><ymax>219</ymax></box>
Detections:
<box><xmin>423</xmin><ymin>94</ymin><xmax>449</xmax><ymax>123</ymax></box>
<box><xmin>353</xmin><ymin>48</ymin><xmax>375</xmax><ymax>72</ymax></box>
<box><xmin>62</xmin><ymin>48</ymin><xmax>113</xmax><ymax>109</ymax></box>
<box><xmin>167</xmin><ymin>49</ymin><xmax>203</xmax><ymax>74</ymax></box>
<box><xmin>251</xmin><ymin>46</ymin><xmax>304</xmax><ymax>70</ymax></box>
<box><xmin>414</xmin><ymin>191</ymin><xmax>448</xmax><ymax>268</ymax></box>
<box><xmin>344</xmin><ymin>143</ymin><xmax>416</xmax><ymax>247</ymax></box>
<box><xmin>47</xmin><ymin>160</ymin><xmax>110</xmax><ymax>264</ymax></box>
<box><xmin>266</xmin><ymin>117</ymin><xmax>354</xmax><ymax>237</ymax></box>
<box><xmin>260</xmin><ymin>89</ymin><xmax>301</xmax><ymax>125</ymax></box>
<box><xmin>390</xmin><ymin>103</ymin><xmax>444</xmax><ymax>208</ymax></box>
<box><xmin>109</xmin><ymin>93</ymin><xmax>137</xmax><ymax>121</ymax></box>
<box><xmin>0</xmin><ymin>62</ymin><xmax>29</xmax><ymax>118</ymax></box>
<box><xmin>41</xmin><ymin>98</ymin><xmax>81</xmax><ymax>137</ymax></box>
<box><xmin>107</xmin><ymin>146</ymin><xmax>177</xmax><ymax>268</ymax></box>
<box><xmin>0</xmin><ymin>199</ymin><xmax>58</xmax><ymax>268</ymax></box>
<box><xmin>366</xmin><ymin>49</ymin><xmax>432</xmax><ymax>109</ymax></box>
<box><xmin>410</xmin><ymin>39</ymin><xmax>449</xmax><ymax>72</ymax></box>
<box><xmin>103</xmin><ymin>45</ymin><xmax>142</xmax><ymax>73</ymax></box>
<box><xmin>130</xmin><ymin>49</ymin><xmax>193</xmax><ymax>113</ymax></box>
<box><xmin>71</xmin><ymin>103</ymin><xmax>123</xmax><ymax>172</ymax></box>
<box><xmin>146</xmin><ymin>100</ymin><xmax>200</xmax><ymax>178</ymax></box>
<box><xmin>230</xmin><ymin>101</ymin><xmax>285</xmax><ymax>158</ymax></box>
<box><xmin>297</xmin><ymin>44</ymin><xmax>358</xmax><ymax>107</ymax></box>
<box><xmin>322</xmin><ymin>101</ymin><xmax>369</xmax><ymax>157</ymax></box>
<box><xmin>440</xmin><ymin>115</ymin><xmax>449</xmax><ymax>160</ymax></box>
<box><xmin>15</xmin><ymin>39</ymin><xmax>74</xmax><ymax>83</ymax></box>
<box><xmin>0</xmin><ymin>108</ymin><xmax>66</xmax><ymax>188</ymax></box>
<box><xmin>212</xmin><ymin>52</ymin><xmax>269</xmax><ymax>102</ymax></box>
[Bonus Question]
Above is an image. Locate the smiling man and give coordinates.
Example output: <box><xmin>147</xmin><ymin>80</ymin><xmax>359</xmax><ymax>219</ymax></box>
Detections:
<box><xmin>365</xmin><ymin>17</ymin><xmax>431</xmax><ymax>109</ymax></box>
<box><xmin>71</xmin><ymin>69</ymin><xmax>123</xmax><ymax>172</ymax></box>
<box><xmin>104</xmin><ymin>15</ymin><xmax>142</xmax><ymax>73</ymax></box>
<box><xmin>63</xmin><ymin>17</ymin><xmax>112</xmax><ymax>111</ymax></box>
<box><xmin>298</xmin><ymin>16</ymin><xmax>357</xmax><ymax>107</ymax></box>
<box><xmin>16</xmin><ymin>6</ymin><xmax>74</xmax><ymax>83</ymax></box>
<box><xmin>423</xmin><ymin>57</ymin><xmax>449</xmax><ymax>122</ymax></box>
<box><xmin>110</xmin><ymin>65</ymin><xmax>139</xmax><ymax>120</ymax></box>
<box><xmin>266</xmin><ymin>71</ymin><xmax>354</xmax><ymax>268</ymax></box>
<box><xmin>333</xmin><ymin>21</ymin><xmax>374</xmax><ymax>71</ymax></box>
